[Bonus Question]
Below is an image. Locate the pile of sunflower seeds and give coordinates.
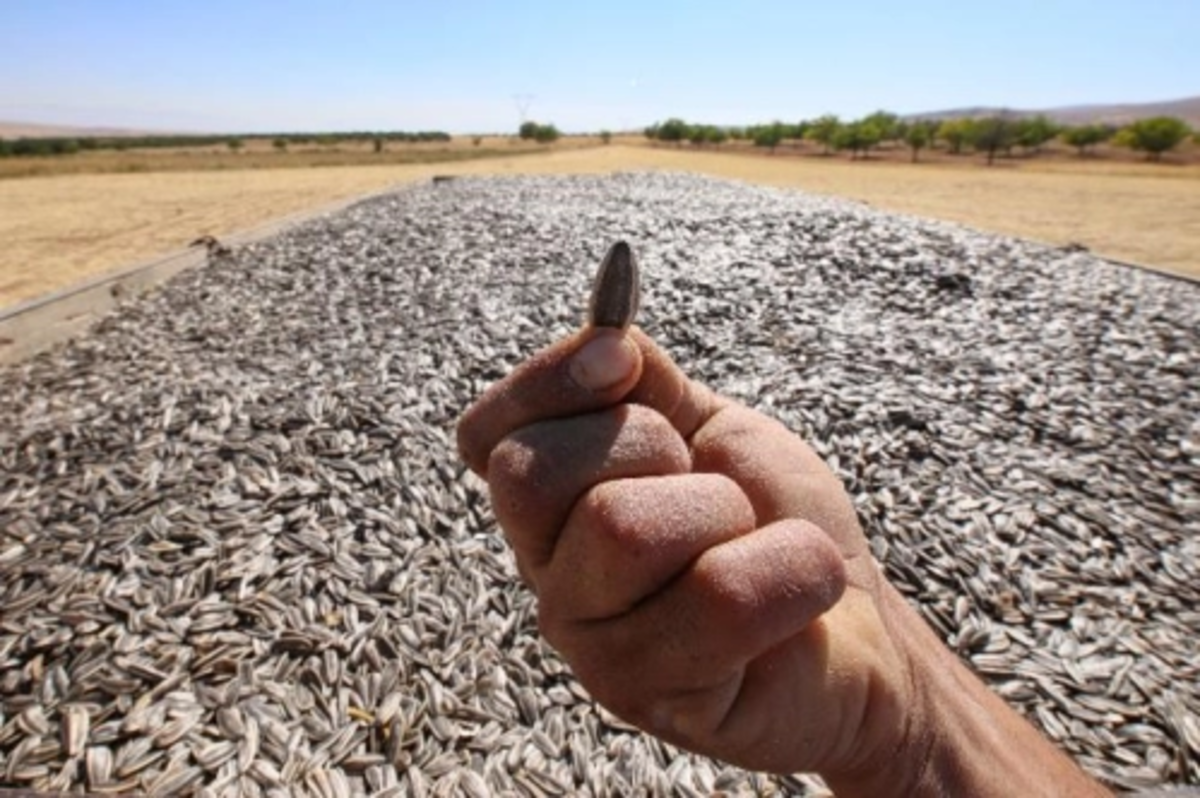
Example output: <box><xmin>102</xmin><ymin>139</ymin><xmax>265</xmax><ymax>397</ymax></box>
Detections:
<box><xmin>1</xmin><ymin>173</ymin><xmax>1197</xmax><ymax>796</ymax></box>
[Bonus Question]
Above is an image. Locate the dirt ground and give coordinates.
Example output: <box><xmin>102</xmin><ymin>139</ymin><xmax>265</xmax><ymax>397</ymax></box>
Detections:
<box><xmin>0</xmin><ymin>135</ymin><xmax>603</xmax><ymax>179</ymax></box>
<box><xmin>2</xmin><ymin>144</ymin><xmax>1197</xmax><ymax>309</ymax></box>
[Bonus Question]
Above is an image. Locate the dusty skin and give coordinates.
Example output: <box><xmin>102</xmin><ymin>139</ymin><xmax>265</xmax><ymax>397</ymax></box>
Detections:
<box><xmin>2</xmin><ymin>144</ymin><xmax>1198</xmax><ymax>309</ymax></box>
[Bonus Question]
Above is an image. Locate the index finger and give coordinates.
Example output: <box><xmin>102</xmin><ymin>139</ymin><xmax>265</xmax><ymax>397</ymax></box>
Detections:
<box><xmin>456</xmin><ymin>327</ymin><xmax>721</xmax><ymax>477</ymax></box>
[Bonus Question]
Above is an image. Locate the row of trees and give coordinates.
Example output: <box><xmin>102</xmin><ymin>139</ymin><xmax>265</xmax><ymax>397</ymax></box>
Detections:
<box><xmin>0</xmin><ymin>130</ymin><xmax>453</xmax><ymax>158</ymax></box>
<box><xmin>644</xmin><ymin>113</ymin><xmax>1196</xmax><ymax>163</ymax></box>
<box><xmin>5</xmin><ymin>117</ymin><xmax>1192</xmax><ymax>162</ymax></box>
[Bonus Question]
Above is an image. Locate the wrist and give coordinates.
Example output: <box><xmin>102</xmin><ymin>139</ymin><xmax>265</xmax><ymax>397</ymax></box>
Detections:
<box><xmin>818</xmin><ymin>585</ymin><xmax>941</xmax><ymax>797</ymax></box>
<box><xmin>823</xmin><ymin>586</ymin><xmax>1109</xmax><ymax>798</ymax></box>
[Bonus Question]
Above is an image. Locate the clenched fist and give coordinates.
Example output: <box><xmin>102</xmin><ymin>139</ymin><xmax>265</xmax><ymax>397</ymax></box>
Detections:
<box><xmin>457</xmin><ymin>327</ymin><xmax>1107</xmax><ymax>797</ymax></box>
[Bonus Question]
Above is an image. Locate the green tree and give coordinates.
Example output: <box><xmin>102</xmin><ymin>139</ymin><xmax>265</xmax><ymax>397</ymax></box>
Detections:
<box><xmin>706</xmin><ymin>126</ymin><xmax>728</xmax><ymax>147</ymax></box>
<box><xmin>656</xmin><ymin>118</ymin><xmax>690</xmax><ymax>145</ymax></box>
<box><xmin>833</xmin><ymin>120</ymin><xmax>882</xmax><ymax>159</ymax></box>
<box><xmin>1061</xmin><ymin>124</ymin><xmax>1112</xmax><ymax>156</ymax></box>
<box><xmin>533</xmin><ymin>123</ymin><xmax>560</xmax><ymax>143</ymax></box>
<box><xmin>519</xmin><ymin>122</ymin><xmax>559</xmax><ymax>143</ymax></box>
<box><xmin>767</xmin><ymin>122</ymin><xmax>798</xmax><ymax>146</ymax></box>
<box><xmin>227</xmin><ymin>138</ymin><xmax>243</xmax><ymax>153</ymax></box>
<box><xmin>905</xmin><ymin>121</ymin><xmax>933</xmax><ymax>163</ymax></box>
<box><xmin>643</xmin><ymin>123</ymin><xmax>660</xmax><ymax>141</ymax></box>
<box><xmin>769</xmin><ymin>121</ymin><xmax>790</xmax><ymax>146</ymax></box>
<box><xmin>10</xmin><ymin>138</ymin><xmax>78</xmax><ymax>156</ymax></box>
<box><xmin>804</xmin><ymin>115</ymin><xmax>841</xmax><ymax>155</ymax></box>
<box><xmin>751</xmin><ymin>124</ymin><xmax>784</xmax><ymax>153</ymax></box>
<box><xmin>272</xmin><ymin>138</ymin><xmax>288</xmax><ymax>153</ymax></box>
<box><xmin>972</xmin><ymin>117</ymin><xmax>1013</xmax><ymax>165</ymax></box>
<box><xmin>863</xmin><ymin>110</ymin><xmax>900</xmax><ymax>146</ymax></box>
<box><xmin>687</xmin><ymin>124</ymin><xmax>710</xmax><ymax>146</ymax></box>
<box><xmin>1014</xmin><ymin>115</ymin><xmax>1059</xmax><ymax>154</ymax></box>
<box><xmin>937</xmin><ymin>119</ymin><xmax>974</xmax><ymax>155</ymax></box>
<box><xmin>600</xmin><ymin>130</ymin><xmax>612</xmax><ymax>144</ymax></box>
<box><xmin>1114</xmin><ymin>116</ymin><xmax>1192</xmax><ymax>161</ymax></box>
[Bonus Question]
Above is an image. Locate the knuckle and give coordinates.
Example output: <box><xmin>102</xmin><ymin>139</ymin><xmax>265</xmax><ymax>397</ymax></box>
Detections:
<box><xmin>486</xmin><ymin>435</ymin><xmax>548</xmax><ymax>508</ymax></box>
<box><xmin>577</xmin><ymin>483</ymin><xmax>647</xmax><ymax>553</ymax></box>
<box><xmin>487</xmin><ymin>434</ymin><xmax>535</xmax><ymax>483</ymax></box>
<box><xmin>626</xmin><ymin>402</ymin><xmax>689</xmax><ymax>445</ymax></box>
<box><xmin>691</xmin><ymin>552</ymin><xmax>767</xmax><ymax>628</ymax></box>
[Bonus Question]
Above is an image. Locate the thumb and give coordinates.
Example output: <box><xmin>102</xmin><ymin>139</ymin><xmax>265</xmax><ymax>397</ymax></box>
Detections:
<box><xmin>568</xmin><ymin>329</ymin><xmax>641</xmax><ymax>392</ymax></box>
<box><xmin>457</xmin><ymin>327</ymin><xmax>718</xmax><ymax>477</ymax></box>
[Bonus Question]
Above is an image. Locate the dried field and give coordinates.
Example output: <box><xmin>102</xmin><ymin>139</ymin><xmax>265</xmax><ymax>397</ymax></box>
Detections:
<box><xmin>1</xmin><ymin>143</ymin><xmax>1197</xmax><ymax>310</ymax></box>
<box><xmin>0</xmin><ymin>136</ymin><xmax>603</xmax><ymax>180</ymax></box>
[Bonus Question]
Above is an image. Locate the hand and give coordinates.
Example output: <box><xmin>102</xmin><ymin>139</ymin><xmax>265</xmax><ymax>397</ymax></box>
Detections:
<box><xmin>457</xmin><ymin>326</ymin><xmax>915</xmax><ymax>777</ymax></box>
<box><xmin>457</xmin><ymin>326</ymin><xmax>1109</xmax><ymax>796</ymax></box>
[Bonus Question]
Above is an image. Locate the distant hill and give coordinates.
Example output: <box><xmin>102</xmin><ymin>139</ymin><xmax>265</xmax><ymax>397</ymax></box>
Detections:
<box><xmin>910</xmin><ymin>96</ymin><xmax>1200</xmax><ymax>128</ymax></box>
<box><xmin>0</xmin><ymin>121</ymin><xmax>166</xmax><ymax>139</ymax></box>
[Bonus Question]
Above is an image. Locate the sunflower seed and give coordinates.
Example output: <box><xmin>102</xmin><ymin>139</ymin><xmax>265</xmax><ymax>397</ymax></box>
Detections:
<box><xmin>1</xmin><ymin>173</ymin><xmax>1196</xmax><ymax>793</ymax></box>
<box><xmin>588</xmin><ymin>240</ymin><xmax>641</xmax><ymax>329</ymax></box>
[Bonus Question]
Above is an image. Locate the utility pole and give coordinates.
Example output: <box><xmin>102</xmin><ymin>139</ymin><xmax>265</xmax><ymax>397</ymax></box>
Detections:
<box><xmin>513</xmin><ymin>94</ymin><xmax>535</xmax><ymax>126</ymax></box>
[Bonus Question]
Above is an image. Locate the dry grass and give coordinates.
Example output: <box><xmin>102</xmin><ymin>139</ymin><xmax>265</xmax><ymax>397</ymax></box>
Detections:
<box><xmin>0</xmin><ymin>135</ymin><xmax>605</xmax><ymax>179</ymax></box>
<box><xmin>2</xmin><ymin>143</ymin><xmax>1197</xmax><ymax>310</ymax></box>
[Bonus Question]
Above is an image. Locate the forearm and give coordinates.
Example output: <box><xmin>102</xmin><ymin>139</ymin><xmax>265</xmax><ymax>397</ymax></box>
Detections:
<box><xmin>825</xmin><ymin>586</ymin><xmax>1111</xmax><ymax>798</ymax></box>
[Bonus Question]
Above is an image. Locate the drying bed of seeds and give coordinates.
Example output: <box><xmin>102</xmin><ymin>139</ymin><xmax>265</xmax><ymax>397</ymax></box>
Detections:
<box><xmin>1</xmin><ymin>173</ymin><xmax>1197</xmax><ymax>797</ymax></box>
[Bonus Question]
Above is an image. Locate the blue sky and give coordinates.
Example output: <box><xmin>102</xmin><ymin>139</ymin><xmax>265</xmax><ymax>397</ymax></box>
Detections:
<box><xmin>2</xmin><ymin>0</ymin><xmax>1197</xmax><ymax>134</ymax></box>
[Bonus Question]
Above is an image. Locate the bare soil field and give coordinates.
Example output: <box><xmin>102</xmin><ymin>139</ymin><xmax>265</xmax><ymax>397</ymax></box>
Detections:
<box><xmin>0</xmin><ymin>135</ymin><xmax>603</xmax><ymax>179</ymax></box>
<box><xmin>2</xmin><ymin>143</ymin><xmax>1197</xmax><ymax>309</ymax></box>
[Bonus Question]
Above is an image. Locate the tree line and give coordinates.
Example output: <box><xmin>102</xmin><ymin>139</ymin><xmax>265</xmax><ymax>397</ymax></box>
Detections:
<box><xmin>0</xmin><ymin>130</ymin><xmax>453</xmax><ymax>158</ymax></box>
<box><xmin>644</xmin><ymin>112</ymin><xmax>1196</xmax><ymax>163</ymax></box>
